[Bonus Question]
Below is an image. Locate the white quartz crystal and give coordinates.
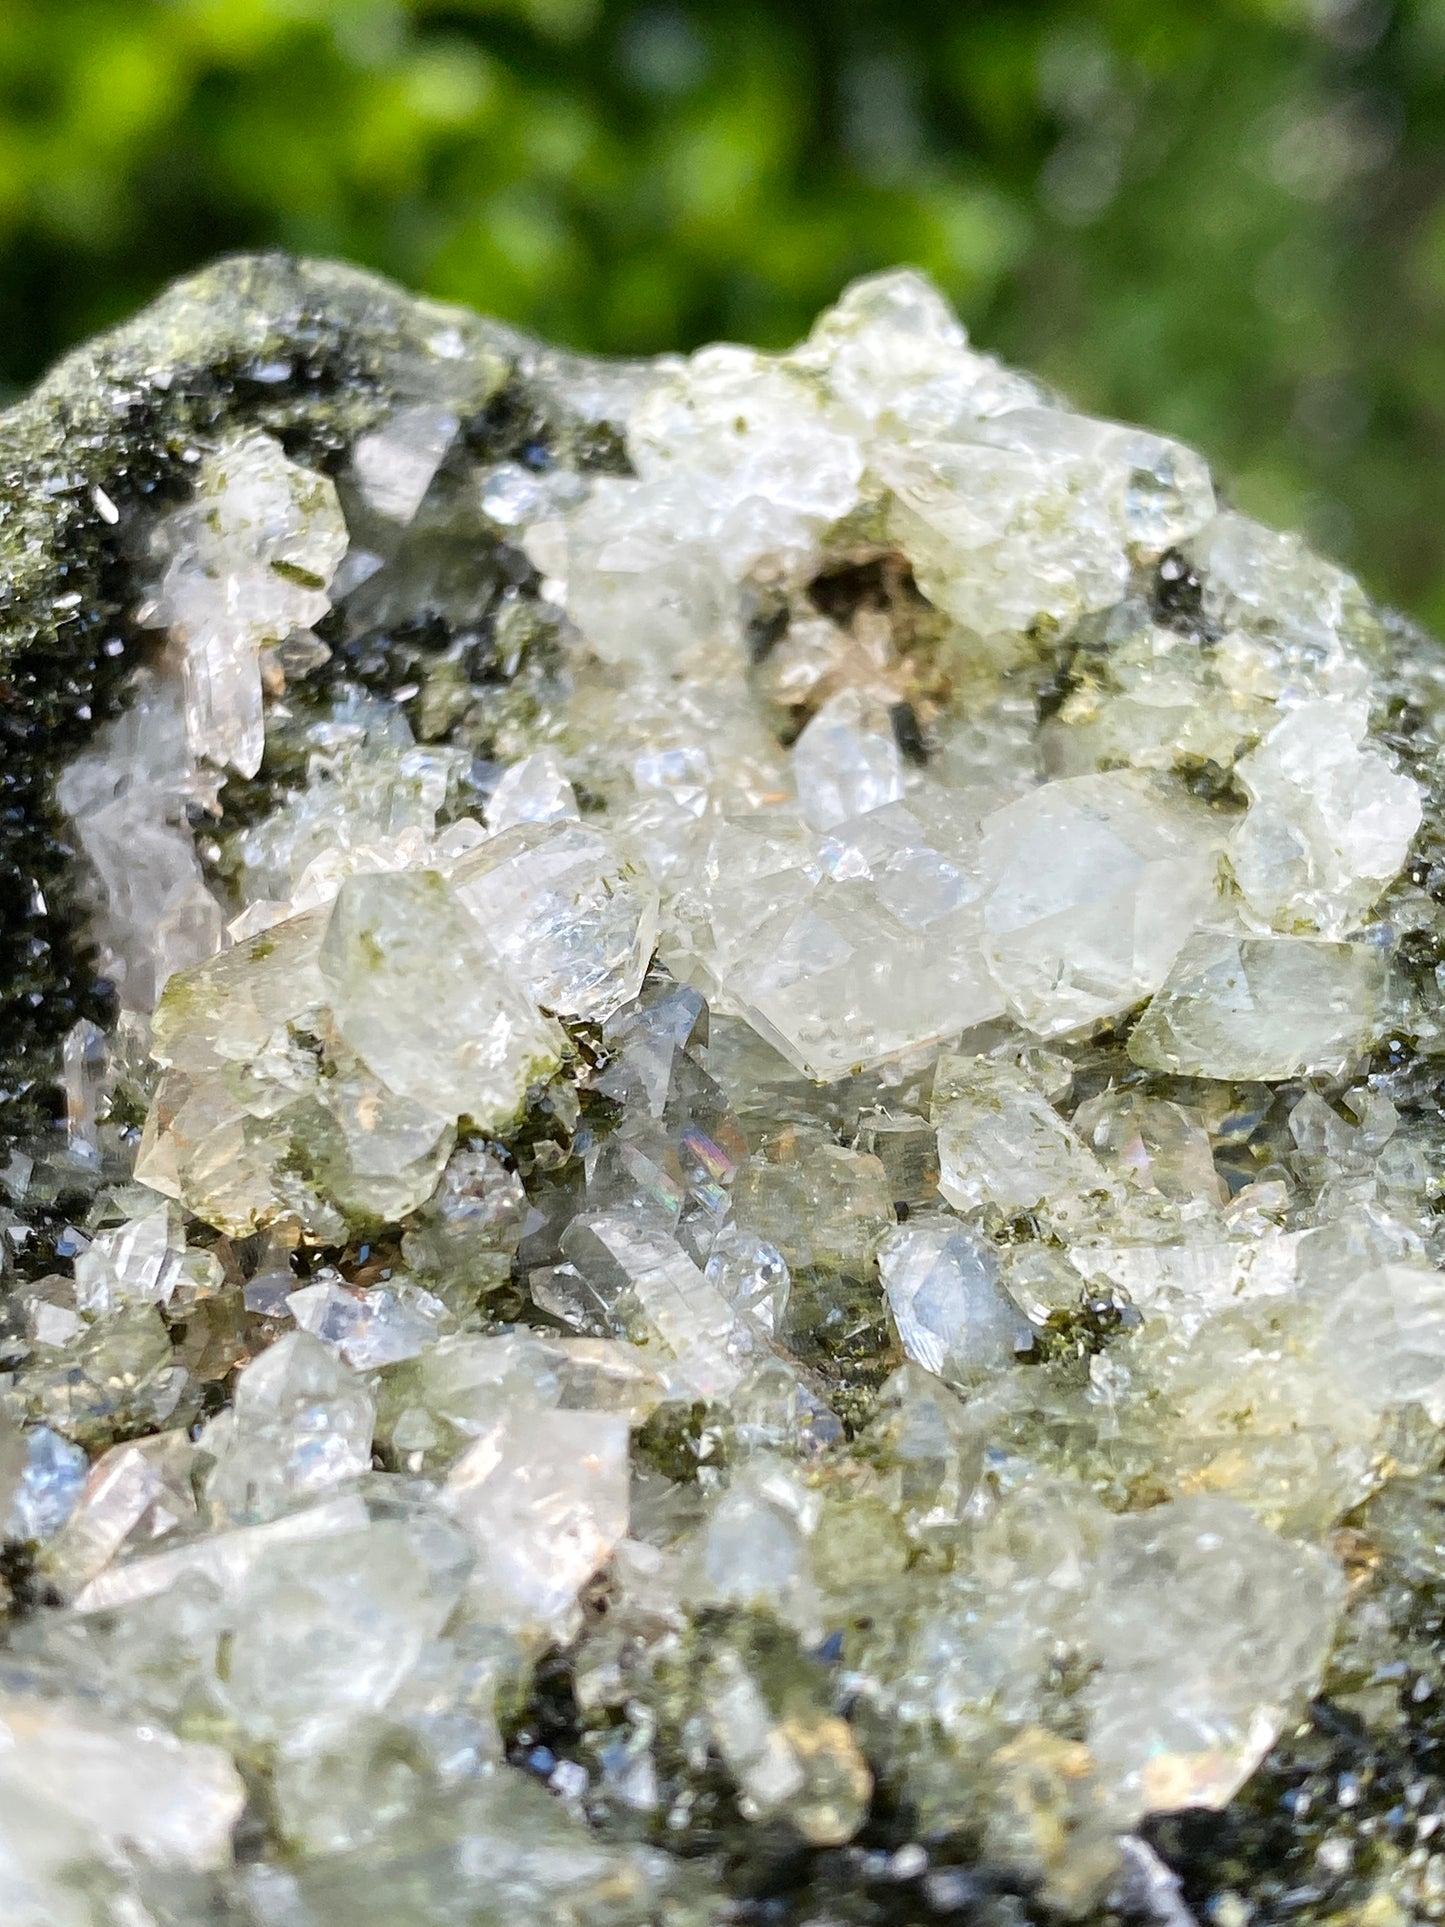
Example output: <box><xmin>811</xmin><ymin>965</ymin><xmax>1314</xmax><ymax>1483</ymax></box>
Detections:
<box><xmin>532</xmin><ymin>346</ymin><xmax>862</xmax><ymax>665</ymax></box>
<box><xmin>1318</xmin><ymin>1260</ymin><xmax>1445</xmax><ymax>1424</ymax></box>
<box><xmin>1192</xmin><ymin>509</ymin><xmax>1373</xmax><ymax>696</ymax></box>
<box><xmin>0</xmin><ymin>1692</ymin><xmax>245</xmax><ymax>1870</ymax></box>
<box><xmin>221</xmin><ymin>1514</ymin><xmax>468</xmax><ymax>1750</ymax></box>
<box><xmin>798</xmin><ymin>267</ymin><xmax>1042</xmax><ymax>437</ymax></box>
<box><xmin>42</xmin><ymin>1428</ymin><xmax>196</xmax><ymax>1597</ymax></box>
<box><xmin>878</xmin><ymin>408</ymin><xmax>1212</xmax><ymax>665</ymax></box>
<box><xmin>287</xmin><ymin>1275</ymin><xmax>446</xmax><ymax>1368</ymax></box>
<box><xmin>56</xmin><ymin>672</ymin><xmax>223</xmax><ymax>1008</ymax></box>
<box><xmin>450</xmin><ymin>820</ymin><xmax>657</xmax><ymax>1022</ymax></box>
<box><xmin>202</xmin><ymin>1331</ymin><xmax>374</xmax><ymax>1525</ymax></box>
<box><xmin>72</xmin><ymin>1492</ymin><xmax>371</xmax><ymax>1614</ymax></box>
<box><xmin>792</xmin><ymin>688</ymin><xmax>904</xmax><ymax>830</ymax></box>
<box><xmin>444</xmin><ymin>1404</ymin><xmax>630</xmax><ymax>1636</ymax></box>
<box><xmin>139</xmin><ymin>864</ymin><xmax>566</xmax><ymax>1233</ymax></box>
<box><xmin>691</xmin><ymin>805</ymin><xmax>1003</xmax><ymax>1080</ymax></box>
<box><xmin>484</xmin><ymin>747</ymin><xmax>580</xmax><ymax>832</ymax></box>
<box><xmin>72</xmin><ymin>1200</ymin><xmax>186</xmax><ymax>1312</ymax></box>
<box><xmin>320</xmin><ymin>867</ymin><xmax>565</xmax><ymax>1119</ymax></box>
<box><xmin>351</xmin><ymin>401</ymin><xmax>458</xmax><ymax>523</ymax></box>
<box><xmin>933</xmin><ymin>1055</ymin><xmax>1109</xmax><ymax>1219</ymax></box>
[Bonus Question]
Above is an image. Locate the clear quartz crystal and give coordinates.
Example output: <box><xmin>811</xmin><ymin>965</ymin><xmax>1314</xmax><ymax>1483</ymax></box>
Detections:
<box><xmin>932</xmin><ymin>1055</ymin><xmax>1109</xmax><ymax>1219</ymax></box>
<box><xmin>42</xmin><ymin>1428</ymin><xmax>196</xmax><ymax>1597</ymax></box>
<box><xmin>320</xmin><ymin>867</ymin><xmax>565</xmax><ymax>1121</ymax></box>
<box><xmin>450</xmin><ymin>820</ymin><xmax>658</xmax><ymax>1022</ymax></box>
<box><xmin>0</xmin><ymin>1692</ymin><xmax>246</xmax><ymax>1872</ymax></box>
<box><xmin>56</xmin><ymin>672</ymin><xmax>223</xmax><ymax>1009</ymax></box>
<box><xmin>351</xmin><ymin>402</ymin><xmax>459</xmax><ymax>523</ymax></box>
<box><xmin>1085</xmin><ymin>1497</ymin><xmax>1343</xmax><ymax>1821</ymax></box>
<box><xmin>879</xmin><ymin>1216</ymin><xmax>1027</xmax><ymax>1385</ymax></box>
<box><xmin>72</xmin><ymin>1201</ymin><xmax>186</xmax><ymax>1313</ymax></box>
<box><xmin>7</xmin><ymin>1427</ymin><xmax>87</xmax><ymax>1542</ymax></box>
<box><xmin>977</xmin><ymin>770</ymin><xmax>1221</xmax><ymax>1034</ymax></box>
<box><xmin>792</xmin><ymin>688</ymin><xmax>904</xmax><ymax>830</ymax></box>
<box><xmin>202</xmin><ymin>1331</ymin><xmax>374</xmax><ymax>1525</ymax></box>
<box><xmin>562</xmin><ymin>1209</ymin><xmax>753</xmax><ymax>1396</ymax></box>
<box><xmin>1229</xmin><ymin>697</ymin><xmax>1421</xmax><ymax>934</ymax></box>
<box><xmin>29</xmin><ymin>264</ymin><xmax>1445</xmax><ymax>1914</ymax></box>
<box><xmin>443</xmin><ymin>1403</ymin><xmax>630</xmax><ymax>1636</ymax></box>
<box><xmin>142</xmin><ymin>431</ymin><xmax>348</xmax><ymax>775</ymax></box>
<box><xmin>484</xmin><ymin>748</ymin><xmax>580</xmax><ymax>832</ymax></box>
<box><xmin>1128</xmin><ymin>930</ymin><xmax>1389</xmax><ymax>1079</ymax></box>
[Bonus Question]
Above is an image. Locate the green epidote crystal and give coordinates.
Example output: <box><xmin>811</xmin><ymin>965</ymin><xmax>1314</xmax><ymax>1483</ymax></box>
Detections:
<box><xmin>4</xmin><ymin>255</ymin><xmax>1445</xmax><ymax>1924</ymax></box>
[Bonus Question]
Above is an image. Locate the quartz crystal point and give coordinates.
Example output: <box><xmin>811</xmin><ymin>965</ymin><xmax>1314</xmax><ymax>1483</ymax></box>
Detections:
<box><xmin>1084</xmin><ymin>1497</ymin><xmax>1344</xmax><ymax>1821</ymax></box>
<box><xmin>55</xmin><ymin>673</ymin><xmax>223</xmax><ymax>1008</ymax></box>
<box><xmin>141</xmin><ymin>430</ymin><xmax>348</xmax><ymax>777</ymax></box>
<box><xmin>138</xmin><ymin>869</ymin><xmax>565</xmax><ymax>1234</ymax></box>
<box><xmin>351</xmin><ymin>401</ymin><xmax>459</xmax><ymax>524</ymax></box>
<box><xmin>1230</xmin><ymin>698</ymin><xmax>1422</xmax><ymax>935</ymax></box>
<box><xmin>932</xmin><ymin>1054</ymin><xmax>1109</xmax><ymax>1220</ymax></box>
<box><xmin>879</xmin><ymin>1216</ymin><xmax>1028</xmax><ymax>1384</ymax></box>
<box><xmin>449</xmin><ymin>819</ymin><xmax>658</xmax><ymax>1022</ymax></box>
<box><xmin>6</xmin><ymin>254</ymin><xmax>1445</xmax><ymax>1922</ymax></box>
<box><xmin>319</xmin><ymin>867</ymin><xmax>564</xmax><ymax>1117</ymax></box>
<box><xmin>443</xmin><ymin>1403</ymin><xmax>630</xmax><ymax>1637</ymax></box>
<box><xmin>1128</xmin><ymin>929</ymin><xmax>1389</xmax><ymax>1079</ymax></box>
<box><xmin>483</xmin><ymin>746</ymin><xmax>580</xmax><ymax>832</ymax></box>
<box><xmin>977</xmin><ymin>770</ymin><xmax>1222</xmax><ymax>1034</ymax></box>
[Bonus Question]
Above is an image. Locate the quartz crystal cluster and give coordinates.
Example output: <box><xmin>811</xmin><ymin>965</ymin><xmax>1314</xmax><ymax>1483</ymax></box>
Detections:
<box><xmin>6</xmin><ymin>259</ymin><xmax>1445</xmax><ymax>1925</ymax></box>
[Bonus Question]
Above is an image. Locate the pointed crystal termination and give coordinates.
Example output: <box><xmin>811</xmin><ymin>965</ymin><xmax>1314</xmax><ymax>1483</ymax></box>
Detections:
<box><xmin>351</xmin><ymin>401</ymin><xmax>459</xmax><ymax>524</ymax></box>
<box><xmin>977</xmin><ymin>771</ymin><xmax>1222</xmax><ymax>1035</ymax></box>
<box><xmin>879</xmin><ymin>1218</ymin><xmax>1028</xmax><ymax>1385</ymax></box>
<box><xmin>141</xmin><ymin>430</ymin><xmax>348</xmax><ymax>776</ymax></box>
<box><xmin>450</xmin><ymin>820</ymin><xmax>658</xmax><ymax>1023</ymax></box>
<box><xmin>1229</xmin><ymin>698</ymin><xmax>1422</xmax><ymax>936</ymax></box>
<box><xmin>55</xmin><ymin>672</ymin><xmax>224</xmax><ymax>1009</ymax></box>
<box><xmin>932</xmin><ymin>1054</ymin><xmax>1109</xmax><ymax>1220</ymax></box>
<box><xmin>136</xmin><ymin>867</ymin><xmax>565</xmax><ymax>1235</ymax></box>
<box><xmin>484</xmin><ymin>748</ymin><xmax>581</xmax><ymax>833</ymax></box>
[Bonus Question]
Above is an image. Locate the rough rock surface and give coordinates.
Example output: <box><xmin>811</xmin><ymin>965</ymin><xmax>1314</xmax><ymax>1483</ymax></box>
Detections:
<box><xmin>3</xmin><ymin>255</ymin><xmax>1445</xmax><ymax>1925</ymax></box>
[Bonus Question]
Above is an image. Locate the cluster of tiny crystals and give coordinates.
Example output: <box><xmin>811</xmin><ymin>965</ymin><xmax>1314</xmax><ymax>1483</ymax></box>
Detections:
<box><xmin>8</xmin><ymin>268</ymin><xmax>1445</xmax><ymax>1925</ymax></box>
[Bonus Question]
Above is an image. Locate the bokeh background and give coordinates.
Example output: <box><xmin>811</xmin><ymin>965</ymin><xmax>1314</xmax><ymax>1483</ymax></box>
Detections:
<box><xmin>3</xmin><ymin>0</ymin><xmax>1444</xmax><ymax>622</ymax></box>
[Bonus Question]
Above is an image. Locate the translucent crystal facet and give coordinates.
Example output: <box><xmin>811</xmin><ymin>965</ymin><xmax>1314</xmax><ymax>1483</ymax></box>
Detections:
<box><xmin>879</xmin><ymin>1217</ymin><xmax>1026</xmax><ymax>1385</ymax></box>
<box><xmin>977</xmin><ymin>771</ymin><xmax>1221</xmax><ymax>1035</ymax></box>
<box><xmin>320</xmin><ymin>867</ymin><xmax>564</xmax><ymax>1122</ymax></box>
<box><xmin>1085</xmin><ymin>1497</ymin><xmax>1343</xmax><ymax>1820</ymax></box>
<box><xmin>1128</xmin><ymin>931</ymin><xmax>1388</xmax><ymax>1080</ymax></box>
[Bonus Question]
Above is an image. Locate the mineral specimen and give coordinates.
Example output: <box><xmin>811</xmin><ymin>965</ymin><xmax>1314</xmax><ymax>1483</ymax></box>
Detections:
<box><xmin>1</xmin><ymin>252</ymin><xmax>1443</xmax><ymax>1925</ymax></box>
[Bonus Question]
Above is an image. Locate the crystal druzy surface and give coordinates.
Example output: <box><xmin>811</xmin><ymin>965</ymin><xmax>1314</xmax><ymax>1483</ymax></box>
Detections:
<box><xmin>3</xmin><ymin>256</ymin><xmax>1445</xmax><ymax>1923</ymax></box>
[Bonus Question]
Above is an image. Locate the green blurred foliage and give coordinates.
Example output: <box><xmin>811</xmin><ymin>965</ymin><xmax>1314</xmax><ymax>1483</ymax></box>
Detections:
<box><xmin>3</xmin><ymin>0</ymin><xmax>1445</xmax><ymax>622</ymax></box>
